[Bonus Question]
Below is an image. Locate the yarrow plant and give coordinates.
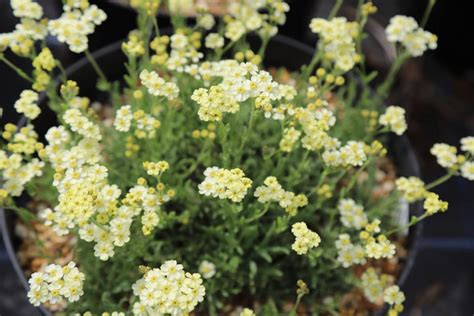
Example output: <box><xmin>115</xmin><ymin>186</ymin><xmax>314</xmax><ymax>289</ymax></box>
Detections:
<box><xmin>0</xmin><ymin>0</ymin><xmax>471</xmax><ymax>315</ymax></box>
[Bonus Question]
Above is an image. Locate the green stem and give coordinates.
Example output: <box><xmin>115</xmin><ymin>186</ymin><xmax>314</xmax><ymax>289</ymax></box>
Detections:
<box><xmin>84</xmin><ymin>49</ymin><xmax>109</xmax><ymax>84</ymax></box>
<box><xmin>245</xmin><ymin>203</ymin><xmax>271</xmax><ymax>224</ymax></box>
<box><xmin>425</xmin><ymin>171</ymin><xmax>456</xmax><ymax>190</ymax></box>
<box><xmin>258</xmin><ymin>35</ymin><xmax>271</xmax><ymax>61</ymax></box>
<box><xmin>386</xmin><ymin>213</ymin><xmax>430</xmax><ymax>236</ymax></box>
<box><xmin>56</xmin><ymin>60</ymin><xmax>68</xmax><ymax>83</ymax></box>
<box><xmin>421</xmin><ymin>0</ymin><xmax>437</xmax><ymax>28</ymax></box>
<box><xmin>376</xmin><ymin>51</ymin><xmax>410</xmax><ymax>100</ymax></box>
<box><xmin>289</xmin><ymin>294</ymin><xmax>304</xmax><ymax>316</ymax></box>
<box><xmin>328</xmin><ymin>0</ymin><xmax>344</xmax><ymax>19</ymax></box>
<box><xmin>302</xmin><ymin>50</ymin><xmax>323</xmax><ymax>81</ymax></box>
<box><xmin>340</xmin><ymin>158</ymin><xmax>372</xmax><ymax>199</ymax></box>
<box><xmin>0</xmin><ymin>54</ymin><xmax>33</xmax><ymax>83</ymax></box>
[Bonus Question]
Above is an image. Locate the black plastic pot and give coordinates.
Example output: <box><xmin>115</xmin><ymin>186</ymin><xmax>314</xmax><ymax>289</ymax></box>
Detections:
<box><xmin>0</xmin><ymin>34</ymin><xmax>422</xmax><ymax>315</ymax></box>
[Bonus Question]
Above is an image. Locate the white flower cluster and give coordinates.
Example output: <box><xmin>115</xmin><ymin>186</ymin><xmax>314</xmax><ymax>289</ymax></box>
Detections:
<box><xmin>0</xmin><ymin>1</ymin><xmax>47</xmax><ymax>56</ymax></box>
<box><xmin>204</xmin><ymin>33</ymin><xmax>224</xmax><ymax>49</ymax></box>
<box><xmin>309</xmin><ymin>17</ymin><xmax>359</xmax><ymax>71</ymax></box>
<box><xmin>384</xmin><ymin>285</ymin><xmax>405</xmax><ymax>307</ymax></box>
<box><xmin>430</xmin><ymin>143</ymin><xmax>458</xmax><ymax>168</ymax></box>
<box><xmin>11</xmin><ymin>0</ymin><xmax>43</xmax><ymax>19</ymax></box>
<box><xmin>191</xmin><ymin>60</ymin><xmax>294</xmax><ymax>122</ymax></box>
<box><xmin>360</xmin><ymin>267</ymin><xmax>388</xmax><ymax>303</ymax></box>
<box><xmin>386</xmin><ymin>15</ymin><xmax>437</xmax><ymax>57</ymax></box>
<box><xmin>338</xmin><ymin>199</ymin><xmax>368</xmax><ymax>229</ymax></box>
<box><xmin>395</xmin><ymin>176</ymin><xmax>426</xmax><ymax>202</ymax></box>
<box><xmin>430</xmin><ymin>138</ymin><xmax>474</xmax><ymax>181</ymax></box>
<box><xmin>291</xmin><ymin>222</ymin><xmax>321</xmax><ymax>255</ymax></box>
<box><xmin>335</xmin><ymin>234</ymin><xmax>366</xmax><ymax>267</ymax></box>
<box><xmin>139</xmin><ymin>70</ymin><xmax>179</xmax><ymax>100</ymax></box>
<box><xmin>132</xmin><ymin>260</ymin><xmax>205</xmax><ymax>315</ymax></box>
<box><xmin>198</xmin><ymin>167</ymin><xmax>253</xmax><ymax>203</ymax></box>
<box><xmin>323</xmin><ymin>140</ymin><xmax>367</xmax><ymax>167</ymax></box>
<box><xmin>14</xmin><ymin>89</ymin><xmax>41</xmax><ymax>120</ymax></box>
<box><xmin>365</xmin><ymin>234</ymin><xmax>396</xmax><ymax>259</ymax></box>
<box><xmin>165</xmin><ymin>33</ymin><xmax>204</xmax><ymax>71</ymax></box>
<box><xmin>226</xmin><ymin>0</ymin><xmax>289</xmax><ymax>41</ymax></box>
<box><xmin>297</xmin><ymin>108</ymin><xmax>339</xmax><ymax>152</ymax></box>
<box><xmin>461</xmin><ymin>136</ymin><xmax>474</xmax><ymax>155</ymax></box>
<box><xmin>113</xmin><ymin>105</ymin><xmax>133</xmax><ymax>132</ymax></box>
<box><xmin>254</xmin><ymin>176</ymin><xmax>308</xmax><ymax>216</ymax></box>
<box><xmin>63</xmin><ymin>108</ymin><xmax>102</xmax><ymax>140</ymax></box>
<box><xmin>41</xmin><ymin>125</ymin><xmax>172</xmax><ymax>260</ymax></box>
<box><xmin>27</xmin><ymin>262</ymin><xmax>85</xmax><ymax>307</ymax></box>
<box><xmin>0</xmin><ymin>149</ymin><xmax>44</xmax><ymax>197</ymax></box>
<box><xmin>279</xmin><ymin>127</ymin><xmax>301</xmax><ymax>152</ymax></box>
<box><xmin>48</xmin><ymin>2</ymin><xmax>107</xmax><ymax>53</ymax></box>
<box><xmin>379</xmin><ymin>105</ymin><xmax>407</xmax><ymax>135</ymax></box>
<box><xmin>198</xmin><ymin>260</ymin><xmax>216</xmax><ymax>279</ymax></box>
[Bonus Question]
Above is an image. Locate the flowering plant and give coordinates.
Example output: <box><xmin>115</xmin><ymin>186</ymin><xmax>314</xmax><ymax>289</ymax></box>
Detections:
<box><xmin>1</xmin><ymin>0</ymin><xmax>473</xmax><ymax>315</ymax></box>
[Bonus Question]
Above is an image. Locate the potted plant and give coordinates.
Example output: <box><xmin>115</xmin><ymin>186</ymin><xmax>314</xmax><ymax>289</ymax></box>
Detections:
<box><xmin>1</xmin><ymin>0</ymin><xmax>473</xmax><ymax>315</ymax></box>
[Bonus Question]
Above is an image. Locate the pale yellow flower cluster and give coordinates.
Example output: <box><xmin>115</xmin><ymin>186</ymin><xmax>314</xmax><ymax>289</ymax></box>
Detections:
<box><xmin>14</xmin><ymin>89</ymin><xmax>41</xmax><ymax>120</ymax></box>
<box><xmin>0</xmin><ymin>0</ymin><xmax>46</xmax><ymax>56</ymax></box>
<box><xmin>294</xmin><ymin>107</ymin><xmax>337</xmax><ymax>153</ymax></box>
<box><xmin>113</xmin><ymin>105</ymin><xmax>161</xmax><ymax>139</ymax></box>
<box><xmin>198</xmin><ymin>167</ymin><xmax>252</xmax><ymax>203</ymax></box>
<box><xmin>143</xmin><ymin>161</ymin><xmax>169</xmax><ymax>177</ymax></box>
<box><xmin>27</xmin><ymin>262</ymin><xmax>85</xmax><ymax>307</ymax></box>
<box><xmin>254</xmin><ymin>176</ymin><xmax>308</xmax><ymax>216</ymax></box>
<box><xmin>48</xmin><ymin>1</ymin><xmax>107</xmax><ymax>53</ymax></box>
<box><xmin>384</xmin><ymin>285</ymin><xmax>406</xmax><ymax>316</ymax></box>
<box><xmin>291</xmin><ymin>222</ymin><xmax>321</xmax><ymax>255</ymax></box>
<box><xmin>226</xmin><ymin>0</ymin><xmax>289</xmax><ymax>42</ymax></box>
<box><xmin>32</xmin><ymin>47</ymin><xmax>56</xmax><ymax>91</ymax></box>
<box><xmin>279</xmin><ymin>127</ymin><xmax>302</xmax><ymax>152</ymax></box>
<box><xmin>132</xmin><ymin>260</ymin><xmax>205</xmax><ymax>315</ymax></box>
<box><xmin>198</xmin><ymin>260</ymin><xmax>216</xmax><ymax>279</ymax></box>
<box><xmin>0</xmin><ymin>149</ymin><xmax>43</xmax><ymax>198</ymax></box>
<box><xmin>114</xmin><ymin>105</ymin><xmax>133</xmax><ymax>132</ymax></box>
<box><xmin>309</xmin><ymin>17</ymin><xmax>360</xmax><ymax>71</ymax></box>
<box><xmin>11</xmin><ymin>0</ymin><xmax>43</xmax><ymax>19</ymax></box>
<box><xmin>423</xmin><ymin>192</ymin><xmax>448</xmax><ymax>215</ymax></box>
<box><xmin>430</xmin><ymin>143</ymin><xmax>458</xmax><ymax>168</ymax></box>
<box><xmin>360</xmin><ymin>267</ymin><xmax>390</xmax><ymax>303</ymax></box>
<box><xmin>360</xmin><ymin>219</ymin><xmax>396</xmax><ymax>260</ymax></box>
<box><xmin>63</xmin><ymin>108</ymin><xmax>102</xmax><ymax>140</ymax></box>
<box><xmin>335</xmin><ymin>234</ymin><xmax>366</xmax><ymax>267</ymax></box>
<box><xmin>338</xmin><ymin>198</ymin><xmax>368</xmax><ymax>229</ymax></box>
<box><xmin>239</xmin><ymin>308</ymin><xmax>256</xmax><ymax>316</ymax></box>
<box><xmin>378</xmin><ymin>106</ymin><xmax>407</xmax><ymax>135</ymax></box>
<box><xmin>430</xmin><ymin>138</ymin><xmax>474</xmax><ymax>181</ymax></box>
<box><xmin>0</xmin><ymin>122</ymin><xmax>44</xmax><ymax>200</ymax></box>
<box><xmin>191</xmin><ymin>60</ymin><xmax>293</xmax><ymax>122</ymax></box>
<box><xmin>139</xmin><ymin>70</ymin><xmax>179</xmax><ymax>100</ymax></box>
<box><xmin>386</xmin><ymin>15</ymin><xmax>437</xmax><ymax>57</ymax></box>
<box><xmin>395</xmin><ymin>176</ymin><xmax>426</xmax><ymax>202</ymax></box>
<box><xmin>41</xmin><ymin>121</ymin><xmax>172</xmax><ymax>259</ymax></box>
<box><xmin>323</xmin><ymin>140</ymin><xmax>367</xmax><ymax>167</ymax></box>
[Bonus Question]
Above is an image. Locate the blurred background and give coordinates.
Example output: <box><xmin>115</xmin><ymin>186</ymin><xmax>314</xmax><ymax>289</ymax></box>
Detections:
<box><xmin>0</xmin><ymin>0</ymin><xmax>473</xmax><ymax>315</ymax></box>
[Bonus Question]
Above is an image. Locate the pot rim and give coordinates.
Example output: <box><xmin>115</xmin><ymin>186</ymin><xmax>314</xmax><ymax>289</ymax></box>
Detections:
<box><xmin>0</xmin><ymin>33</ymin><xmax>423</xmax><ymax>315</ymax></box>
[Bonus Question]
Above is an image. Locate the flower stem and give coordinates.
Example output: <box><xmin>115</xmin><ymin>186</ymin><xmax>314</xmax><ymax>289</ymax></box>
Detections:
<box><xmin>245</xmin><ymin>203</ymin><xmax>271</xmax><ymax>224</ymax></box>
<box><xmin>386</xmin><ymin>213</ymin><xmax>429</xmax><ymax>236</ymax></box>
<box><xmin>328</xmin><ymin>0</ymin><xmax>344</xmax><ymax>19</ymax></box>
<box><xmin>0</xmin><ymin>54</ymin><xmax>33</xmax><ymax>83</ymax></box>
<box><xmin>421</xmin><ymin>0</ymin><xmax>437</xmax><ymax>28</ymax></box>
<box><xmin>289</xmin><ymin>293</ymin><xmax>304</xmax><ymax>316</ymax></box>
<box><xmin>425</xmin><ymin>171</ymin><xmax>456</xmax><ymax>190</ymax></box>
<box><xmin>84</xmin><ymin>49</ymin><xmax>109</xmax><ymax>85</ymax></box>
<box><xmin>376</xmin><ymin>51</ymin><xmax>410</xmax><ymax>100</ymax></box>
<box><xmin>302</xmin><ymin>50</ymin><xmax>323</xmax><ymax>81</ymax></box>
